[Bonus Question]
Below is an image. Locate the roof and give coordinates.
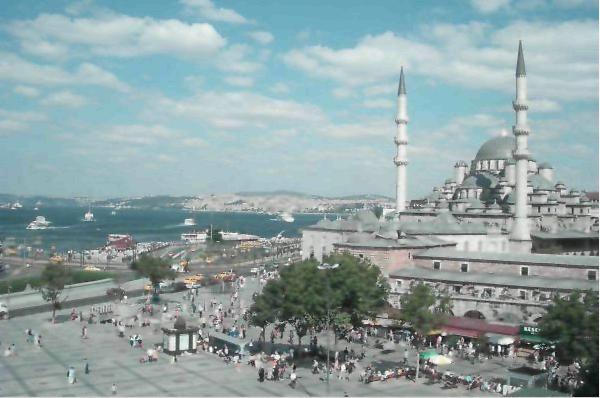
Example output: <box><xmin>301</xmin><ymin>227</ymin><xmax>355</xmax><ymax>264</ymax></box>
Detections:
<box><xmin>531</xmin><ymin>230</ymin><xmax>599</xmax><ymax>240</ymax></box>
<box><xmin>474</xmin><ymin>136</ymin><xmax>516</xmax><ymax>161</ymax></box>
<box><xmin>334</xmin><ymin>234</ymin><xmax>453</xmax><ymax>250</ymax></box>
<box><xmin>414</xmin><ymin>248</ymin><xmax>599</xmax><ymax>268</ymax></box>
<box><xmin>400</xmin><ymin>212</ymin><xmax>488</xmax><ymax>235</ymax></box>
<box><xmin>516</xmin><ymin>40</ymin><xmax>526</xmax><ymax>77</ymax></box>
<box><xmin>585</xmin><ymin>191</ymin><xmax>599</xmax><ymax>201</ymax></box>
<box><xmin>389</xmin><ymin>267</ymin><xmax>598</xmax><ymax>291</ymax></box>
<box><xmin>529</xmin><ymin>174</ymin><xmax>554</xmax><ymax>191</ymax></box>
<box><xmin>445</xmin><ymin>317</ymin><xmax>519</xmax><ymax>336</ymax></box>
<box><xmin>397</xmin><ymin>67</ymin><xmax>406</xmax><ymax>95</ymax></box>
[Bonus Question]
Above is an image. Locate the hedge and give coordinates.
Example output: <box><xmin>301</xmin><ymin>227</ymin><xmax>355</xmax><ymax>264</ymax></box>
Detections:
<box><xmin>0</xmin><ymin>270</ymin><xmax>116</xmax><ymax>295</ymax></box>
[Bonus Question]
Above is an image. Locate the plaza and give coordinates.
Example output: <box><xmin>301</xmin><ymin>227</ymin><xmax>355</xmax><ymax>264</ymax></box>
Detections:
<box><xmin>1</xmin><ymin>277</ymin><xmax>543</xmax><ymax>397</ymax></box>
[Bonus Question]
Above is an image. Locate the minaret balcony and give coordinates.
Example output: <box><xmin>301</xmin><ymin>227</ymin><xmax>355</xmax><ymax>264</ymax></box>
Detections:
<box><xmin>395</xmin><ymin>117</ymin><xmax>408</xmax><ymax>125</ymax></box>
<box><xmin>513</xmin><ymin>126</ymin><xmax>530</xmax><ymax>136</ymax></box>
<box><xmin>512</xmin><ymin>101</ymin><xmax>528</xmax><ymax>111</ymax></box>
<box><xmin>394</xmin><ymin>137</ymin><xmax>408</xmax><ymax>145</ymax></box>
<box><xmin>394</xmin><ymin>158</ymin><xmax>408</xmax><ymax>166</ymax></box>
<box><xmin>512</xmin><ymin>149</ymin><xmax>530</xmax><ymax>161</ymax></box>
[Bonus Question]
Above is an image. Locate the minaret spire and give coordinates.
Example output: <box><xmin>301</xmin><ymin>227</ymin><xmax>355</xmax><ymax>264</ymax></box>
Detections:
<box><xmin>510</xmin><ymin>40</ymin><xmax>531</xmax><ymax>250</ymax></box>
<box><xmin>398</xmin><ymin>67</ymin><xmax>406</xmax><ymax>96</ymax></box>
<box><xmin>516</xmin><ymin>40</ymin><xmax>526</xmax><ymax>77</ymax></box>
<box><xmin>394</xmin><ymin>67</ymin><xmax>408</xmax><ymax>213</ymax></box>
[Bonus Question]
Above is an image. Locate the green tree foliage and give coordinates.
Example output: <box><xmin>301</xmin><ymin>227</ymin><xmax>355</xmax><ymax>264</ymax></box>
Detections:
<box><xmin>209</xmin><ymin>228</ymin><xmax>223</xmax><ymax>243</ymax></box>
<box><xmin>539</xmin><ymin>291</ymin><xmax>598</xmax><ymax>365</ymax></box>
<box><xmin>372</xmin><ymin>206</ymin><xmax>384</xmax><ymax>220</ymax></box>
<box><xmin>398</xmin><ymin>283</ymin><xmax>452</xmax><ymax>338</ymax></box>
<box><xmin>130</xmin><ymin>255</ymin><xmax>175</xmax><ymax>298</ymax></box>
<box><xmin>249</xmin><ymin>254</ymin><xmax>388</xmax><ymax>345</ymax></box>
<box><xmin>39</xmin><ymin>264</ymin><xmax>70</xmax><ymax>323</ymax></box>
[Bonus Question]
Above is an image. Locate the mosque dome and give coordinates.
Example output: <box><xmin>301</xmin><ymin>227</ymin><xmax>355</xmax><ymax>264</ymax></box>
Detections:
<box><xmin>474</xmin><ymin>136</ymin><xmax>515</xmax><ymax>161</ymax></box>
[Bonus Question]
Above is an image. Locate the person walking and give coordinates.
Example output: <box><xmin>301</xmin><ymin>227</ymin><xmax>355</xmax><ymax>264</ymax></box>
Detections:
<box><xmin>111</xmin><ymin>383</ymin><xmax>117</xmax><ymax>395</ymax></box>
<box><xmin>403</xmin><ymin>348</ymin><xmax>409</xmax><ymax>365</ymax></box>
<box><xmin>84</xmin><ymin>360</ymin><xmax>90</xmax><ymax>374</ymax></box>
<box><xmin>258</xmin><ymin>366</ymin><xmax>265</xmax><ymax>382</ymax></box>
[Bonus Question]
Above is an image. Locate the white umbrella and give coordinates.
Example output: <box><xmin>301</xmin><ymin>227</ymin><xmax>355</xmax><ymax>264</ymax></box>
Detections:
<box><xmin>429</xmin><ymin>355</ymin><xmax>453</xmax><ymax>365</ymax></box>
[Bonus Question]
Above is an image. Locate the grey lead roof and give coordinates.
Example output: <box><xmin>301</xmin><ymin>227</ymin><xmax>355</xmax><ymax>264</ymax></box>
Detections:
<box><xmin>389</xmin><ymin>267</ymin><xmax>598</xmax><ymax>291</ymax></box>
<box><xmin>516</xmin><ymin>40</ymin><xmax>526</xmax><ymax>77</ymax></box>
<box><xmin>398</xmin><ymin>67</ymin><xmax>406</xmax><ymax>96</ymax></box>
<box><xmin>414</xmin><ymin>248</ymin><xmax>599</xmax><ymax>268</ymax></box>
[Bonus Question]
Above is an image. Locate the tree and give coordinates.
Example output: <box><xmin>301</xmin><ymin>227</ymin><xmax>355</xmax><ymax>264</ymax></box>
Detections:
<box><xmin>372</xmin><ymin>206</ymin><xmax>384</xmax><ymax>220</ymax></box>
<box><xmin>39</xmin><ymin>264</ymin><xmax>70</xmax><ymax>323</ymax></box>
<box><xmin>539</xmin><ymin>291</ymin><xmax>598</xmax><ymax>365</ymax></box>
<box><xmin>398</xmin><ymin>283</ymin><xmax>451</xmax><ymax>340</ymax></box>
<box><xmin>249</xmin><ymin>254</ymin><xmax>388</xmax><ymax>347</ymax></box>
<box><xmin>209</xmin><ymin>228</ymin><xmax>223</xmax><ymax>243</ymax></box>
<box><xmin>130</xmin><ymin>255</ymin><xmax>175</xmax><ymax>302</ymax></box>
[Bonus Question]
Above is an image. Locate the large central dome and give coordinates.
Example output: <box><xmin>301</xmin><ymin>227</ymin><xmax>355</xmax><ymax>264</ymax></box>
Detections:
<box><xmin>474</xmin><ymin>136</ymin><xmax>515</xmax><ymax>161</ymax></box>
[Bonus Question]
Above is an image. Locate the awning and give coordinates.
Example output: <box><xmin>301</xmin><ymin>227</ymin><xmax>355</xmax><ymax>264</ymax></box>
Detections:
<box><xmin>442</xmin><ymin>326</ymin><xmax>480</xmax><ymax>338</ymax></box>
<box><xmin>486</xmin><ymin>333</ymin><xmax>515</xmax><ymax>345</ymax></box>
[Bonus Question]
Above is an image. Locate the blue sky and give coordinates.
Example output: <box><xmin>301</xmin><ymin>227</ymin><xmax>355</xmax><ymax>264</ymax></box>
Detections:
<box><xmin>0</xmin><ymin>0</ymin><xmax>597</xmax><ymax>199</ymax></box>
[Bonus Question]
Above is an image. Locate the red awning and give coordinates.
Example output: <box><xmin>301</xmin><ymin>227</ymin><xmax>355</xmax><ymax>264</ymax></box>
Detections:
<box><xmin>442</xmin><ymin>326</ymin><xmax>480</xmax><ymax>338</ymax></box>
<box><xmin>443</xmin><ymin>317</ymin><xmax>519</xmax><ymax>337</ymax></box>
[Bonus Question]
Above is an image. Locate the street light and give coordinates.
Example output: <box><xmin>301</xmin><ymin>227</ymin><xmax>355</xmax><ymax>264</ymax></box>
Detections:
<box><xmin>317</xmin><ymin>262</ymin><xmax>339</xmax><ymax>396</ymax></box>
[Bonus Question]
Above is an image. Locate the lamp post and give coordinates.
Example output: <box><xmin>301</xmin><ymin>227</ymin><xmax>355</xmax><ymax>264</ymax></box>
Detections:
<box><xmin>317</xmin><ymin>262</ymin><xmax>339</xmax><ymax>396</ymax></box>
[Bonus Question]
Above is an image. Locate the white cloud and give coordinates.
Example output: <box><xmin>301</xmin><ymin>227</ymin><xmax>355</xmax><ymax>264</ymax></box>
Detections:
<box><xmin>470</xmin><ymin>0</ymin><xmax>511</xmax><ymax>13</ymax></box>
<box><xmin>269</xmin><ymin>82</ymin><xmax>290</xmax><ymax>94</ymax></box>
<box><xmin>7</xmin><ymin>13</ymin><xmax>227</xmax><ymax>59</ymax></box>
<box><xmin>13</xmin><ymin>85</ymin><xmax>40</xmax><ymax>97</ymax></box>
<box><xmin>528</xmin><ymin>98</ymin><xmax>561</xmax><ymax>113</ymax></box>
<box><xmin>41</xmin><ymin>90</ymin><xmax>88</xmax><ymax>108</ymax></box>
<box><xmin>157</xmin><ymin>154</ymin><xmax>177</xmax><ymax>163</ymax></box>
<box><xmin>0</xmin><ymin>108</ymin><xmax>46</xmax><ymax>135</ymax></box>
<box><xmin>283</xmin><ymin>20</ymin><xmax>598</xmax><ymax>102</ymax></box>
<box><xmin>147</xmin><ymin>91</ymin><xmax>326</xmax><ymax>130</ymax></box>
<box><xmin>362</xmin><ymin>99</ymin><xmax>394</xmax><ymax>109</ymax></box>
<box><xmin>248</xmin><ymin>30</ymin><xmax>274</xmax><ymax>45</ymax></box>
<box><xmin>332</xmin><ymin>87</ymin><xmax>355</xmax><ymax>99</ymax></box>
<box><xmin>215</xmin><ymin>44</ymin><xmax>262</xmax><ymax>73</ymax></box>
<box><xmin>0</xmin><ymin>52</ymin><xmax>130</xmax><ymax>92</ymax></box>
<box><xmin>98</xmin><ymin>124</ymin><xmax>182</xmax><ymax>145</ymax></box>
<box><xmin>180</xmin><ymin>0</ymin><xmax>249</xmax><ymax>24</ymax></box>
<box><xmin>223</xmin><ymin>76</ymin><xmax>254</xmax><ymax>87</ymax></box>
<box><xmin>182</xmin><ymin>137</ymin><xmax>208</xmax><ymax>148</ymax></box>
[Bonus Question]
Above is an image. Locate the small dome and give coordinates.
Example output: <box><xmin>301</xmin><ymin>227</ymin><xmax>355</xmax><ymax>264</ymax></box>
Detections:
<box><xmin>555</xmin><ymin>181</ymin><xmax>565</xmax><ymax>187</ymax></box>
<box><xmin>174</xmin><ymin>316</ymin><xmax>187</xmax><ymax>330</ymax></box>
<box><xmin>528</xmin><ymin>174</ymin><xmax>554</xmax><ymax>191</ymax></box>
<box><xmin>538</xmin><ymin>162</ymin><xmax>552</xmax><ymax>169</ymax></box>
<box><xmin>474</xmin><ymin>136</ymin><xmax>515</xmax><ymax>161</ymax></box>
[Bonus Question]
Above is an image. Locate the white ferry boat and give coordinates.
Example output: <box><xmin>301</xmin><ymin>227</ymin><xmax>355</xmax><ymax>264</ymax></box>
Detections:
<box><xmin>280</xmin><ymin>212</ymin><xmax>295</xmax><ymax>223</ymax></box>
<box><xmin>221</xmin><ymin>231</ymin><xmax>260</xmax><ymax>241</ymax></box>
<box><xmin>26</xmin><ymin>216</ymin><xmax>51</xmax><ymax>230</ymax></box>
<box><xmin>107</xmin><ymin>234</ymin><xmax>130</xmax><ymax>243</ymax></box>
<box><xmin>183</xmin><ymin>218</ymin><xmax>196</xmax><ymax>226</ymax></box>
<box><xmin>11</xmin><ymin>202</ymin><xmax>23</xmax><ymax>210</ymax></box>
<box><xmin>82</xmin><ymin>205</ymin><xmax>95</xmax><ymax>222</ymax></box>
<box><xmin>181</xmin><ymin>232</ymin><xmax>208</xmax><ymax>243</ymax></box>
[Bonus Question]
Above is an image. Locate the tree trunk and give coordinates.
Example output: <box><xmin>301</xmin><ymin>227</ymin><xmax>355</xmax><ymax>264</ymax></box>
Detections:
<box><xmin>52</xmin><ymin>303</ymin><xmax>56</xmax><ymax>323</ymax></box>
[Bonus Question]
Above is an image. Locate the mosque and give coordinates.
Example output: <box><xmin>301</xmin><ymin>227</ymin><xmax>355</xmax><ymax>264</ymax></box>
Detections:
<box><xmin>303</xmin><ymin>40</ymin><xmax>597</xmax><ymax>265</ymax></box>
<box><xmin>301</xmin><ymin>42</ymin><xmax>598</xmax><ymax>324</ymax></box>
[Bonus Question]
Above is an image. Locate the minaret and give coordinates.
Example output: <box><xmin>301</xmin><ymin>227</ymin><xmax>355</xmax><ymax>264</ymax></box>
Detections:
<box><xmin>509</xmin><ymin>41</ymin><xmax>531</xmax><ymax>248</ymax></box>
<box><xmin>394</xmin><ymin>67</ymin><xmax>408</xmax><ymax>213</ymax></box>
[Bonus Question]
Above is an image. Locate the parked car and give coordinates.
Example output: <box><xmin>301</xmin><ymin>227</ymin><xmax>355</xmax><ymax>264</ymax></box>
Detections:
<box><xmin>183</xmin><ymin>274</ymin><xmax>206</xmax><ymax>289</ymax></box>
<box><xmin>214</xmin><ymin>271</ymin><xmax>237</xmax><ymax>282</ymax></box>
<box><xmin>84</xmin><ymin>265</ymin><xmax>101</xmax><ymax>272</ymax></box>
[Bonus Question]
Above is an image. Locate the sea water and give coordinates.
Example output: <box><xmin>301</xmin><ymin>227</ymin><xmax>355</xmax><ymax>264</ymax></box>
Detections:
<box><xmin>0</xmin><ymin>207</ymin><xmax>323</xmax><ymax>251</ymax></box>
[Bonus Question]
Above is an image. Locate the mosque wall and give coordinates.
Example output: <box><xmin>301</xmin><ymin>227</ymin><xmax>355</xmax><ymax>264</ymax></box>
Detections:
<box><xmin>412</xmin><ymin>258</ymin><xmax>597</xmax><ymax>280</ymax></box>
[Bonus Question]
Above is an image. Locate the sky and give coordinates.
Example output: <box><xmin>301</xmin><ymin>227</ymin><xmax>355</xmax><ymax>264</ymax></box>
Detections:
<box><xmin>0</xmin><ymin>0</ymin><xmax>598</xmax><ymax>199</ymax></box>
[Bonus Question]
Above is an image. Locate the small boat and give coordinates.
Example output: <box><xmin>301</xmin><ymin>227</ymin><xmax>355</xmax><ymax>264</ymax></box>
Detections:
<box><xmin>111</xmin><ymin>210</ymin><xmax>117</xmax><ymax>216</ymax></box>
<box><xmin>27</xmin><ymin>216</ymin><xmax>51</xmax><ymax>230</ymax></box>
<box><xmin>184</xmin><ymin>218</ymin><xmax>196</xmax><ymax>226</ymax></box>
<box><xmin>280</xmin><ymin>212</ymin><xmax>294</xmax><ymax>223</ymax></box>
<box><xmin>82</xmin><ymin>204</ymin><xmax>95</xmax><ymax>222</ymax></box>
<box><xmin>181</xmin><ymin>232</ymin><xmax>207</xmax><ymax>243</ymax></box>
<box><xmin>34</xmin><ymin>207</ymin><xmax>39</xmax><ymax>211</ymax></box>
<box><xmin>10</xmin><ymin>201</ymin><xmax>23</xmax><ymax>210</ymax></box>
